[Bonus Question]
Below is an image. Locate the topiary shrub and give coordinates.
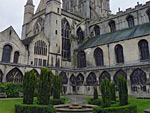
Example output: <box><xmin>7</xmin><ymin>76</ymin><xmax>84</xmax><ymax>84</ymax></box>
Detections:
<box><xmin>53</xmin><ymin>75</ymin><xmax>62</xmax><ymax>99</ymax></box>
<box><xmin>23</xmin><ymin>71</ymin><xmax>37</xmax><ymax>104</ymax></box>
<box><xmin>110</xmin><ymin>82</ymin><xmax>116</xmax><ymax>101</ymax></box>
<box><xmin>93</xmin><ymin>87</ymin><xmax>98</xmax><ymax>100</ymax></box>
<box><xmin>0</xmin><ymin>83</ymin><xmax>5</xmax><ymax>93</ymax></box>
<box><xmin>50</xmin><ymin>98</ymin><xmax>65</xmax><ymax>105</ymax></box>
<box><xmin>15</xmin><ymin>104</ymin><xmax>56</xmax><ymax>113</ymax></box>
<box><xmin>38</xmin><ymin>68</ymin><xmax>52</xmax><ymax>105</ymax></box>
<box><xmin>118</xmin><ymin>75</ymin><xmax>128</xmax><ymax>106</ymax></box>
<box><xmin>100</xmin><ymin>78</ymin><xmax>111</xmax><ymax>107</ymax></box>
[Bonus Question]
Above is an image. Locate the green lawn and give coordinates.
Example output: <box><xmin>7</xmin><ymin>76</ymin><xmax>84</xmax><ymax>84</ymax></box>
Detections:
<box><xmin>85</xmin><ymin>97</ymin><xmax>150</xmax><ymax>113</ymax></box>
<box><xmin>0</xmin><ymin>97</ymin><xmax>69</xmax><ymax>113</ymax></box>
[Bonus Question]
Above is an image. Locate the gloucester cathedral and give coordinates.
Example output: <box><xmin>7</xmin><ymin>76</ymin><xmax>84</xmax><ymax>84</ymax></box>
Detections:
<box><xmin>0</xmin><ymin>0</ymin><xmax>150</xmax><ymax>96</ymax></box>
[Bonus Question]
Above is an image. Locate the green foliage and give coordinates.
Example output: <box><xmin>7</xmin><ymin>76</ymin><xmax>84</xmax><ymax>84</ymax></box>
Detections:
<box><xmin>15</xmin><ymin>104</ymin><xmax>56</xmax><ymax>113</ymax></box>
<box><xmin>118</xmin><ymin>75</ymin><xmax>128</xmax><ymax>106</ymax></box>
<box><xmin>110</xmin><ymin>82</ymin><xmax>116</xmax><ymax>101</ymax></box>
<box><xmin>38</xmin><ymin>68</ymin><xmax>52</xmax><ymax>105</ymax></box>
<box><xmin>100</xmin><ymin>78</ymin><xmax>111</xmax><ymax>107</ymax></box>
<box><xmin>88</xmin><ymin>98</ymin><xmax>102</xmax><ymax>105</ymax></box>
<box><xmin>93</xmin><ymin>87</ymin><xmax>98</xmax><ymax>100</ymax></box>
<box><xmin>2</xmin><ymin>83</ymin><xmax>23</xmax><ymax>98</ymax></box>
<box><xmin>53</xmin><ymin>75</ymin><xmax>62</xmax><ymax>99</ymax></box>
<box><xmin>93</xmin><ymin>104</ymin><xmax>137</xmax><ymax>113</ymax></box>
<box><xmin>50</xmin><ymin>98</ymin><xmax>65</xmax><ymax>105</ymax></box>
<box><xmin>23</xmin><ymin>71</ymin><xmax>37</xmax><ymax>104</ymax></box>
<box><xmin>0</xmin><ymin>83</ymin><xmax>5</xmax><ymax>93</ymax></box>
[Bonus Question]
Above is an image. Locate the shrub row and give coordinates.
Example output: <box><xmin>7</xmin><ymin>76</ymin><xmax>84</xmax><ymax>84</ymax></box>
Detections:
<box><xmin>50</xmin><ymin>98</ymin><xmax>65</xmax><ymax>105</ymax></box>
<box><xmin>93</xmin><ymin>104</ymin><xmax>137</xmax><ymax>113</ymax></box>
<box><xmin>88</xmin><ymin>98</ymin><xmax>102</xmax><ymax>105</ymax></box>
<box><xmin>15</xmin><ymin>104</ymin><xmax>56</xmax><ymax>113</ymax></box>
<box><xmin>0</xmin><ymin>82</ymin><xmax>23</xmax><ymax>98</ymax></box>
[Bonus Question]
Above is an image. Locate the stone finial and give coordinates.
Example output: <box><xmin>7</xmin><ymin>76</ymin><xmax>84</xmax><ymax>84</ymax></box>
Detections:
<box><xmin>26</xmin><ymin>0</ymin><xmax>33</xmax><ymax>5</ymax></box>
<box><xmin>137</xmin><ymin>2</ymin><xmax>139</xmax><ymax>5</ymax></box>
<box><xmin>118</xmin><ymin>8</ymin><xmax>120</xmax><ymax>12</ymax></box>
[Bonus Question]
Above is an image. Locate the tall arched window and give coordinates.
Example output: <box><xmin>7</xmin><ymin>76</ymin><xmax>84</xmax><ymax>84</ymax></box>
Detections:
<box><xmin>146</xmin><ymin>9</ymin><xmax>150</xmax><ymax>22</ymax></box>
<box><xmin>115</xmin><ymin>44</ymin><xmax>124</xmax><ymax>63</ymax></box>
<box><xmin>99</xmin><ymin>71</ymin><xmax>111</xmax><ymax>83</ymax></box>
<box><xmin>138</xmin><ymin>40</ymin><xmax>150</xmax><ymax>60</ymax></box>
<box><xmin>130</xmin><ymin>68</ymin><xmax>147</xmax><ymax>92</ymax></box>
<box><xmin>76</xmin><ymin>73</ymin><xmax>84</xmax><ymax>86</ymax></box>
<box><xmin>13</xmin><ymin>51</ymin><xmax>19</xmax><ymax>63</ymax></box>
<box><xmin>114</xmin><ymin>70</ymin><xmax>127</xmax><ymax>85</ymax></box>
<box><xmin>70</xmin><ymin>74</ymin><xmax>76</xmax><ymax>85</ymax></box>
<box><xmin>6</xmin><ymin>68</ymin><xmax>23</xmax><ymax>83</ymax></box>
<box><xmin>62</xmin><ymin>18</ymin><xmax>71</xmax><ymax>59</ymax></box>
<box><xmin>34</xmin><ymin>18</ymin><xmax>44</xmax><ymax>35</ymax></box>
<box><xmin>34</xmin><ymin>40</ymin><xmax>47</xmax><ymax>56</ymax></box>
<box><xmin>86</xmin><ymin>72</ymin><xmax>97</xmax><ymax>86</ymax></box>
<box><xmin>94</xmin><ymin>48</ymin><xmax>104</xmax><ymax>66</ymax></box>
<box><xmin>126</xmin><ymin>15</ymin><xmax>135</xmax><ymax>28</ymax></box>
<box><xmin>59</xmin><ymin>72</ymin><xmax>68</xmax><ymax>84</ymax></box>
<box><xmin>109</xmin><ymin>20</ymin><xmax>116</xmax><ymax>32</ymax></box>
<box><xmin>0</xmin><ymin>70</ymin><xmax>3</xmax><ymax>82</ymax></box>
<box><xmin>94</xmin><ymin>25</ymin><xmax>100</xmax><ymax>36</ymax></box>
<box><xmin>2</xmin><ymin>45</ymin><xmax>12</xmax><ymax>63</ymax></box>
<box><xmin>77</xmin><ymin>51</ymin><xmax>86</xmax><ymax>68</ymax></box>
<box><xmin>77</xmin><ymin>27</ymin><xmax>84</xmax><ymax>43</ymax></box>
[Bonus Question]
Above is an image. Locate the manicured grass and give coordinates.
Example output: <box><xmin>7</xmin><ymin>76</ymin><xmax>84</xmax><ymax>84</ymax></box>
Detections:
<box><xmin>0</xmin><ymin>97</ymin><xmax>69</xmax><ymax>113</ymax></box>
<box><xmin>85</xmin><ymin>97</ymin><xmax>150</xmax><ymax>113</ymax></box>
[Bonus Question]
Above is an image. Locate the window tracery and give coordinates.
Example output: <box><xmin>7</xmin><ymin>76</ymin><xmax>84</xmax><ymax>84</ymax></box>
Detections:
<box><xmin>34</xmin><ymin>18</ymin><xmax>44</xmax><ymax>35</ymax></box>
<box><xmin>77</xmin><ymin>51</ymin><xmax>86</xmax><ymax>68</ymax></box>
<box><xmin>94</xmin><ymin>48</ymin><xmax>104</xmax><ymax>66</ymax></box>
<box><xmin>86</xmin><ymin>72</ymin><xmax>97</xmax><ymax>86</ymax></box>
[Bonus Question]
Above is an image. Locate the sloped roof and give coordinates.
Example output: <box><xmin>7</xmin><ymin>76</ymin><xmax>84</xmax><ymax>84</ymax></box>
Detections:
<box><xmin>22</xmin><ymin>34</ymin><xmax>37</xmax><ymax>46</ymax></box>
<box><xmin>80</xmin><ymin>23</ymin><xmax>150</xmax><ymax>49</ymax></box>
<box><xmin>36</xmin><ymin>0</ymin><xmax>46</xmax><ymax>13</ymax></box>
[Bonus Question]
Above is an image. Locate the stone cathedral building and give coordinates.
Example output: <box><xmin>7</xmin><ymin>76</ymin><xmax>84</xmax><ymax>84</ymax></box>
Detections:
<box><xmin>0</xmin><ymin>0</ymin><xmax>150</xmax><ymax>96</ymax></box>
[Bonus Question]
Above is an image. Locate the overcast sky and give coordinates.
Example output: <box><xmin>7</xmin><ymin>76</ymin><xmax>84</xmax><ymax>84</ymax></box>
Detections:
<box><xmin>0</xmin><ymin>0</ymin><xmax>149</xmax><ymax>37</ymax></box>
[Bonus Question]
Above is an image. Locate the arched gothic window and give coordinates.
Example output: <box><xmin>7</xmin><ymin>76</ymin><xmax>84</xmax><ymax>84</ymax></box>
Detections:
<box><xmin>2</xmin><ymin>45</ymin><xmax>12</xmax><ymax>63</ymax></box>
<box><xmin>77</xmin><ymin>27</ymin><xmax>84</xmax><ymax>43</ymax></box>
<box><xmin>99</xmin><ymin>71</ymin><xmax>111</xmax><ymax>83</ymax></box>
<box><xmin>94</xmin><ymin>25</ymin><xmax>100</xmax><ymax>36</ymax></box>
<box><xmin>130</xmin><ymin>68</ymin><xmax>147</xmax><ymax>92</ymax></box>
<box><xmin>77</xmin><ymin>51</ymin><xmax>86</xmax><ymax>68</ymax></box>
<box><xmin>146</xmin><ymin>9</ymin><xmax>150</xmax><ymax>22</ymax></box>
<box><xmin>76</xmin><ymin>73</ymin><xmax>84</xmax><ymax>86</ymax></box>
<box><xmin>59</xmin><ymin>72</ymin><xmax>68</xmax><ymax>84</ymax></box>
<box><xmin>115</xmin><ymin>44</ymin><xmax>124</xmax><ymax>63</ymax></box>
<box><xmin>114</xmin><ymin>70</ymin><xmax>127</xmax><ymax>85</ymax></box>
<box><xmin>34</xmin><ymin>40</ymin><xmax>47</xmax><ymax>56</ymax></box>
<box><xmin>86</xmin><ymin>72</ymin><xmax>97</xmax><ymax>86</ymax></box>
<box><xmin>62</xmin><ymin>18</ymin><xmax>71</xmax><ymax>59</ymax></box>
<box><xmin>0</xmin><ymin>70</ymin><xmax>3</xmax><ymax>82</ymax></box>
<box><xmin>70</xmin><ymin>74</ymin><xmax>76</xmax><ymax>85</ymax></box>
<box><xmin>6</xmin><ymin>68</ymin><xmax>23</xmax><ymax>83</ymax></box>
<box><xmin>109</xmin><ymin>20</ymin><xmax>116</xmax><ymax>32</ymax></box>
<box><xmin>94</xmin><ymin>48</ymin><xmax>104</xmax><ymax>66</ymax></box>
<box><xmin>13</xmin><ymin>51</ymin><xmax>19</xmax><ymax>63</ymax></box>
<box><xmin>34</xmin><ymin>18</ymin><xmax>44</xmax><ymax>35</ymax></box>
<box><xmin>138</xmin><ymin>40</ymin><xmax>150</xmax><ymax>60</ymax></box>
<box><xmin>126</xmin><ymin>15</ymin><xmax>135</xmax><ymax>28</ymax></box>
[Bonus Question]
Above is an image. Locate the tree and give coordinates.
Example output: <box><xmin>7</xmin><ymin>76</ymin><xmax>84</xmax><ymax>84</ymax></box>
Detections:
<box><xmin>110</xmin><ymin>82</ymin><xmax>116</xmax><ymax>101</ymax></box>
<box><xmin>23</xmin><ymin>71</ymin><xmax>37</xmax><ymax>104</ymax></box>
<box><xmin>100</xmin><ymin>78</ymin><xmax>111</xmax><ymax>107</ymax></box>
<box><xmin>53</xmin><ymin>75</ymin><xmax>62</xmax><ymax>99</ymax></box>
<box><xmin>118</xmin><ymin>75</ymin><xmax>128</xmax><ymax>106</ymax></box>
<box><xmin>93</xmin><ymin>87</ymin><xmax>98</xmax><ymax>100</ymax></box>
<box><xmin>38</xmin><ymin>68</ymin><xmax>52</xmax><ymax>105</ymax></box>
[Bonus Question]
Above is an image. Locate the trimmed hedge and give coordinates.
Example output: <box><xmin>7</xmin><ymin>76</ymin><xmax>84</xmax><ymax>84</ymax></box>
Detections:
<box><xmin>93</xmin><ymin>104</ymin><xmax>137</xmax><ymax>113</ymax></box>
<box><xmin>94</xmin><ymin>87</ymin><xmax>98</xmax><ymax>100</ymax></box>
<box><xmin>15</xmin><ymin>104</ymin><xmax>56</xmax><ymax>113</ymax></box>
<box><xmin>88</xmin><ymin>98</ymin><xmax>102</xmax><ymax>105</ymax></box>
<box><xmin>50</xmin><ymin>98</ymin><xmax>65</xmax><ymax>105</ymax></box>
<box><xmin>53</xmin><ymin>75</ymin><xmax>61</xmax><ymax>99</ymax></box>
<box><xmin>110</xmin><ymin>82</ymin><xmax>116</xmax><ymax>101</ymax></box>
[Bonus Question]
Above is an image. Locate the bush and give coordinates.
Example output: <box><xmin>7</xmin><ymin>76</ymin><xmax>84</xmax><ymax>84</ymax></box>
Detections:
<box><xmin>93</xmin><ymin>104</ymin><xmax>137</xmax><ymax>113</ymax></box>
<box><xmin>3</xmin><ymin>83</ymin><xmax>23</xmax><ymax>98</ymax></box>
<box><xmin>15</xmin><ymin>104</ymin><xmax>56</xmax><ymax>113</ymax></box>
<box><xmin>94</xmin><ymin>87</ymin><xmax>98</xmax><ymax>100</ymax></box>
<box><xmin>118</xmin><ymin>75</ymin><xmax>128</xmax><ymax>106</ymax></box>
<box><xmin>110</xmin><ymin>82</ymin><xmax>116</xmax><ymax>101</ymax></box>
<box><xmin>34</xmin><ymin>89</ymin><xmax>38</xmax><ymax>97</ymax></box>
<box><xmin>53</xmin><ymin>75</ymin><xmax>61</xmax><ymax>99</ymax></box>
<box><xmin>0</xmin><ymin>83</ymin><xmax>5</xmax><ymax>93</ymax></box>
<box><xmin>23</xmin><ymin>71</ymin><xmax>37</xmax><ymax>104</ymax></box>
<box><xmin>100</xmin><ymin>78</ymin><xmax>111</xmax><ymax>107</ymax></box>
<box><xmin>38</xmin><ymin>68</ymin><xmax>52</xmax><ymax>105</ymax></box>
<box><xmin>50</xmin><ymin>98</ymin><xmax>65</xmax><ymax>105</ymax></box>
<box><xmin>88</xmin><ymin>98</ymin><xmax>102</xmax><ymax>105</ymax></box>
